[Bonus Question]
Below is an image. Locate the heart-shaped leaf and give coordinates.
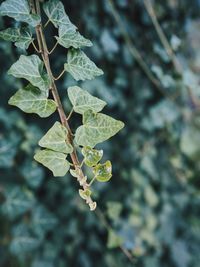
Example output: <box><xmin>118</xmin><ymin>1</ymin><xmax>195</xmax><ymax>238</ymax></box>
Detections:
<box><xmin>43</xmin><ymin>0</ymin><xmax>76</xmax><ymax>33</ymax></box>
<box><xmin>0</xmin><ymin>27</ymin><xmax>33</xmax><ymax>50</ymax></box>
<box><xmin>34</xmin><ymin>149</ymin><xmax>70</xmax><ymax>177</ymax></box>
<box><xmin>93</xmin><ymin>161</ymin><xmax>112</xmax><ymax>182</ymax></box>
<box><xmin>8</xmin><ymin>84</ymin><xmax>57</xmax><ymax>118</ymax></box>
<box><xmin>38</xmin><ymin>121</ymin><xmax>73</xmax><ymax>154</ymax></box>
<box><xmin>64</xmin><ymin>49</ymin><xmax>103</xmax><ymax>81</ymax></box>
<box><xmin>0</xmin><ymin>0</ymin><xmax>40</xmax><ymax>26</ymax></box>
<box><xmin>8</xmin><ymin>55</ymin><xmax>50</xmax><ymax>97</ymax></box>
<box><xmin>75</xmin><ymin>110</ymin><xmax>124</xmax><ymax>147</ymax></box>
<box><xmin>56</xmin><ymin>29</ymin><xmax>92</xmax><ymax>49</ymax></box>
<box><xmin>68</xmin><ymin>86</ymin><xmax>106</xmax><ymax>114</ymax></box>
<box><xmin>82</xmin><ymin>146</ymin><xmax>103</xmax><ymax>167</ymax></box>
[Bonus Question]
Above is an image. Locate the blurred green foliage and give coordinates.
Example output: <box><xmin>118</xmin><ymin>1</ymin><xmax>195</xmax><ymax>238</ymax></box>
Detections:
<box><xmin>1</xmin><ymin>0</ymin><xmax>200</xmax><ymax>267</ymax></box>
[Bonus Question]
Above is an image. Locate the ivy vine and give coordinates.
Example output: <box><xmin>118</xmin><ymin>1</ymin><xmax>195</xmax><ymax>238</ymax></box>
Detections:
<box><xmin>0</xmin><ymin>0</ymin><xmax>124</xmax><ymax>210</ymax></box>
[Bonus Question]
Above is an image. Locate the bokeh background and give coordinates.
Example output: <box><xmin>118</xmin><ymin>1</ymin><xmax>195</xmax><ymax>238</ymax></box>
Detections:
<box><xmin>1</xmin><ymin>0</ymin><xmax>200</xmax><ymax>266</ymax></box>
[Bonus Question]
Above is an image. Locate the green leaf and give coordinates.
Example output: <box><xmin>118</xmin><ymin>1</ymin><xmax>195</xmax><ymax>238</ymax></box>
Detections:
<box><xmin>107</xmin><ymin>202</ymin><xmax>122</xmax><ymax>220</ymax></box>
<box><xmin>79</xmin><ymin>189</ymin><xmax>92</xmax><ymax>200</ymax></box>
<box><xmin>82</xmin><ymin>146</ymin><xmax>103</xmax><ymax>167</ymax></box>
<box><xmin>32</xmin><ymin>205</ymin><xmax>58</xmax><ymax>237</ymax></box>
<box><xmin>10</xmin><ymin>225</ymin><xmax>40</xmax><ymax>255</ymax></box>
<box><xmin>43</xmin><ymin>0</ymin><xmax>92</xmax><ymax>49</ymax></box>
<box><xmin>93</xmin><ymin>161</ymin><xmax>112</xmax><ymax>182</ymax></box>
<box><xmin>68</xmin><ymin>86</ymin><xmax>106</xmax><ymax>114</ymax></box>
<box><xmin>75</xmin><ymin>110</ymin><xmax>124</xmax><ymax>147</ymax></box>
<box><xmin>8</xmin><ymin>84</ymin><xmax>57</xmax><ymax>118</ymax></box>
<box><xmin>0</xmin><ymin>0</ymin><xmax>40</xmax><ymax>26</ymax></box>
<box><xmin>8</xmin><ymin>55</ymin><xmax>50</xmax><ymax>97</ymax></box>
<box><xmin>38</xmin><ymin>121</ymin><xmax>73</xmax><ymax>154</ymax></box>
<box><xmin>21</xmin><ymin>160</ymin><xmax>44</xmax><ymax>189</ymax></box>
<box><xmin>1</xmin><ymin>186</ymin><xmax>35</xmax><ymax>220</ymax></box>
<box><xmin>56</xmin><ymin>29</ymin><xmax>92</xmax><ymax>49</ymax></box>
<box><xmin>43</xmin><ymin>0</ymin><xmax>76</xmax><ymax>33</ymax></box>
<box><xmin>34</xmin><ymin>149</ymin><xmax>70</xmax><ymax>177</ymax></box>
<box><xmin>64</xmin><ymin>49</ymin><xmax>104</xmax><ymax>81</ymax></box>
<box><xmin>0</xmin><ymin>27</ymin><xmax>33</xmax><ymax>50</ymax></box>
<box><xmin>107</xmin><ymin>230</ymin><xmax>123</xmax><ymax>249</ymax></box>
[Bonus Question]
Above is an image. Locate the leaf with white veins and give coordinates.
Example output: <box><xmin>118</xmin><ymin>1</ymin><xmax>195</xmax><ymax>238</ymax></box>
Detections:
<box><xmin>0</xmin><ymin>27</ymin><xmax>33</xmax><ymax>50</ymax></box>
<box><xmin>34</xmin><ymin>149</ymin><xmax>70</xmax><ymax>177</ymax></box>
<box><xmin>64</xmin><ymin>49</ymin><xmax>103</xmax><ymax>81</ymax></box>
<box><xmin>8</xmin><ymin>55</ymin><xmax>50</xmax><ymax>97</ymax></box>
<box><xmin>68</xmin><ymin>86</ymin><xmax>106</xmax><ymax>114</ymax></box>
<box><xmin>82</xmin><ymin>146</ymin><xmax>103</xmax><ymax>167</ymax></box>
<box><xmin>0</xmin><ymin>0</ymin><xmax>40</xmax><ymax>26</ymax></box>
<box><xmin>93</xmin><ymin>161</ymin><xmax>112</xmax><ymax>182</ymax></box>
<box><xmin>38</xmin><ymin>121</ymin><xmax>73</xmax><ymax>154</ymax></box>
<box><xmin>75</xmin><ymin>110</ymin><xmax>124</xmax><ymax>147</ymax></box>
<box><xmin>43</xmin><ymin>0</ymin><xmax>76</xmax><ymax>34</ymax></box>
<box><xmin>8</xmin><ymin>84</ymin><xmax>57</xmax><ymax>118</ymax></box>
<box><xmin>56</xmin><ymin>29</ymin><xmax>92</xmax><ymax>49</ymax></box>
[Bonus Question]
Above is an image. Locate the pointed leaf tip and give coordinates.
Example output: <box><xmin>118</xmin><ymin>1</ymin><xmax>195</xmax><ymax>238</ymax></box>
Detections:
<box><xmin>34</xmin><ymin>149</ymin><xmax>70</xmax><ymax>177</ymax></box>
<box><xmin>64</xmin><ymin>49</ymin><xmax>104</xmax><ymax>81</ymax></box>
<box><xmin>38</xmin><ymin>121</ymin><xmax>73</xmax><ymax>154</ymax></box>
<box><xmin>68</xmin><ymin>86</ymin><xmax>106</xmax><ymax>114</ymax></box>
<box><xmin>75</xmin><ymin>110</ymin><xmax>124</xmax><ymax>147</ymax></box>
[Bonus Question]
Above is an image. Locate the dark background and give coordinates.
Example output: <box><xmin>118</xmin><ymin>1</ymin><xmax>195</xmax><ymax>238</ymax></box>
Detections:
<box><xmin>1</xmin><ymin>0</ymin><xmax>200</xmax><ymax>266</ymax></box>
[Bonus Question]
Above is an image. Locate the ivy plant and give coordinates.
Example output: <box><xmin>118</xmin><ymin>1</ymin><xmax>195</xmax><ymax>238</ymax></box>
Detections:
<box><xmin>0</xmin><ymin>0</ymin><xmax>124</xmax><ymax>210</ymax></box>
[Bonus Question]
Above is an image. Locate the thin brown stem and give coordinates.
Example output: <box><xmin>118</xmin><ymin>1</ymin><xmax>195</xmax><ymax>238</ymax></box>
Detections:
<box><xmin>108</xmin><ymin>0</ymin><xmax>160</xmax><ymax>89</ymax></box>
<box><xmin>33</xmin><ymin>0</ymin><xmax>96</xmax><ymax>210</ymax></box>
<box><xmin>31</xmin><ymin>40</ymin><xmax>40</xmax><ymax>53</ymax></box>
<box><xmin>44</xmin><ymin>19</ymin><xmax>50</xmax><ymax>28</ymax></box>
<box><xmin>108</xmin><ymin>0</ymin><xmax>179</xmax><ymax>104</ymax></box>
<box><xmin>95</xmin><ymin>208</ymin><xmax>135</xmax><ymax>265</ymax></box>
<box><xmin>48</xmin><ymin>41</ymin><xmax>59</xmax><ymax>54</ymax></box>
<box><xmin>143</xmin><ymin>0</ymin><xmax>182</xmax><ymax>73</ymax></box>
<box><xmin>88</xmin><ymin>176</ymin><xmax>96</xmax><ymax>186</ymax></box>
<box><xmin>66</xmin><ymin>108</ymin><xmax>74</xmax><ymax>121</ymax></box>
<box><xmin>53</xmin><ymin>68</ymin><xmax>65</xmax><ymax>81</ymax></box>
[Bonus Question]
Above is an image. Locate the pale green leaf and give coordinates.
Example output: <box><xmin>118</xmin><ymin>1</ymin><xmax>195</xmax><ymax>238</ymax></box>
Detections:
<box><xmin>0</xmin><ymin>0</ymin><xmax>40</xmax><ymax>26</ymax></box>
<box><xmin>1</xmin><ymin>186</ymin><xmax>35</xmax><ymax>220</ymax></box>
<box><xmin>43</xmin><ymin>0</ymin><xmax>76</xmax><ymax>33</ymax></box>
<box><xmin>10</xmin><ymin>225</ymin><xmax>40</xmax><ymax>255</ymax></box>
<box><xmin>56</xmin><ymin>29</ymin><xmax>92</xmax><ymax>49</ymax></box>
<box><xmin>64</xmin><ymin>49</ymin><xmax>104</xmax><ymax>81</ymax></box>
<box><xmin>82</xmin><ymin>146</ymin><xmax>103</xmax><ymax>167</ymax></box>
<box><xmin>79</xmin><ymin>189</ymin><xmax>92</xmax><ymax>200</ymax></box>
<box><xmin>69</xmin><ymin>169</ymin><xmax>79</xmax><ymax>178</ymax></box>
<box><xmin>43</xmin><ymin>0</ymin><xmax>92</xmax><ymax>49</ymax></box>
<box><xmin>32</xmin><ymin>205</ymin><xmax>58</xmax><ymax>237</ymax></box>
<box><xmin>8</xmin><ymin>55</ymin><xmax>50</xmax><ymax>97</ymax></box>
<box><xmin>8</xmin><ymin>84</ymin><xmax>57</xmax><ymax>118</ymax></box>
<box><xmin>93</xmin><ymin>161</ymin><xmax>112</xmax><ymax>182</ymax></box>
<box><xmin>68</xmin><ymin>86</ymin><xmax>106</xmax><ymax>114</ymax></box>
<box><xmin>38</xmin><ymin>121</ymin><xmax>73</xmax><ymax>154</ymax></box>
<box><xmin>75</xmin><ymin>110</ymin><xmax>124</xmax><ymax>147</ymax></box>
<box><xmin>107</xmin><ymin>230</ymin><xmax>123</xmax><ymax>249</ymax></box>
<box><xmin>34</xmin><ymin>149</ymin><xmax>70</xmax><ymax>177</ymax></box>
<box><xmin>0</xmin><ymin>27</ymin><xmax>33</xmax><ymax>49</ymax></box>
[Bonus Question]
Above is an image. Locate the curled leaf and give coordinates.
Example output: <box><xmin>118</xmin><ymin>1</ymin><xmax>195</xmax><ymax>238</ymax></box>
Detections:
<box><xmin>82</xmin><ymin>146</ymin><xmax>103</xmax><ymax>167</ymax></box>
<box><xmin>93</xmin><ymin>161</ymin><xmax>112</xmax><ymax>182</ymax></box>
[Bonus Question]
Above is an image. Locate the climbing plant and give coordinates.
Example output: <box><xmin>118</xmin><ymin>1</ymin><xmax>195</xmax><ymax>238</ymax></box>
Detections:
<box><xmin>0</xmin><ymin>0</ymin><xmax>124</xmax><ymax>210</ymax></box>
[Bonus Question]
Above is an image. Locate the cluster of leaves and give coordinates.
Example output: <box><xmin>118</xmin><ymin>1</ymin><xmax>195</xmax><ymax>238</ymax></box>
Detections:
<box><xmin>1</xmin><ymin>0</ymin><xmax>200</xmax><ymax>267</ymax></box>
<box><xmin>0</xmin><ymin>0</ymin><xmax>124</xmax><ymax>210</ymax></box>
